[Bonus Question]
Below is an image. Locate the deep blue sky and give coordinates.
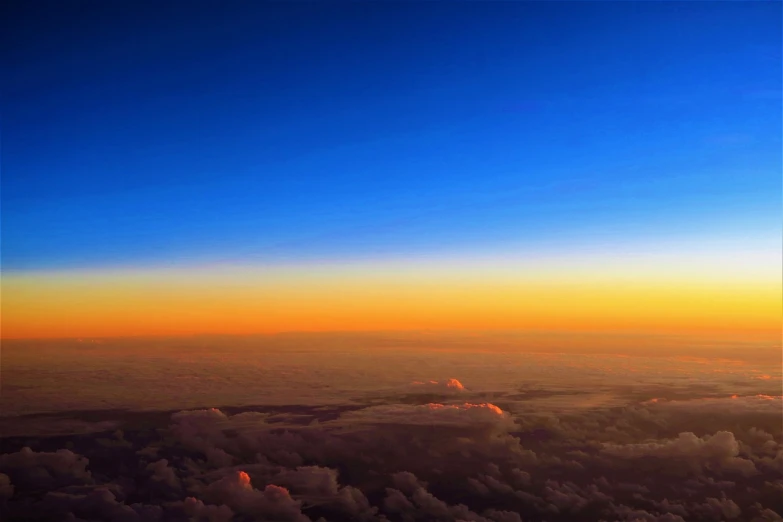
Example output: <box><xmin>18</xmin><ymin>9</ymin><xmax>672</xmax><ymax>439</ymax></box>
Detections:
<box><xmin>2</xmin><ymin>1</ymin><xmax>781</xmax><ymax>270</ymax></box>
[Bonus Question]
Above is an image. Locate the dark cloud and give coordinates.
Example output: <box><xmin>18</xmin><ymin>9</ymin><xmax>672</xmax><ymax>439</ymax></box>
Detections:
<box><xmin>2</xmin><ymin>390</ymin><xmax>782</xmax><ymax>521</ymax></box>
<box><xmin>0</xmin><ymin>447</ymin><xmax>92</xmax><ymax>491</ymax></box>
<box><xmin>1</xmin><ymin>342</ymin><xmax>781</xmax><ymax>521</ymax></box>
<box><xmin>601</xmin><ymin>431</ymin><xmax>758</xmax><ymax>476</ymax></box>
<box><xmin>199</xmin><ymin>471</ymin><xmax>308</xmax><ymax>521</ymax></box>
<box><xmin>180</xmin><ymin>496</ymin><xmax>234</xmax><ymax>522</ymax></box>
<box><xmin>0</xmin><ymin>473</ymin><xmax>14</xmax><ymax>500</ymax></box>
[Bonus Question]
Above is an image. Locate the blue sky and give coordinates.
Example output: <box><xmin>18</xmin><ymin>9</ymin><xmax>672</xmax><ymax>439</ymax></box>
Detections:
<box><xmin>3</xmin><ymin>1</ymin><xmax>780</xmax><ymax>271</ymax></box>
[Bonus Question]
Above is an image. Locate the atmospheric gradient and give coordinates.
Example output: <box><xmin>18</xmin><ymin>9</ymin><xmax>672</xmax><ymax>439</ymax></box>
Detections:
<box><xmin>1</xmin><ymin>2</ymin><xmax>781</xmax><ymax>522</ymax></box>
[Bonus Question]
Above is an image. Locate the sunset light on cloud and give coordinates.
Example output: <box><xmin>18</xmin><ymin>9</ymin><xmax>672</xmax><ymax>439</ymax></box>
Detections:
<box><xmin>1</xmin><ymin>1</ymin><xmax>781</xmax><ymax>521</ymax></box>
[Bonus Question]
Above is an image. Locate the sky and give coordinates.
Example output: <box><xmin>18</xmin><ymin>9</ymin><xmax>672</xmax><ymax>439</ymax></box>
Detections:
<box><xmin>1</xmin><ymin>6</ymin><xmax>782</xmax><ymax>519</ymax></box>
<box><xmin>2</xmin><ymin>0</ymin><xmax>781</xmax><ymax>339</ymax></box>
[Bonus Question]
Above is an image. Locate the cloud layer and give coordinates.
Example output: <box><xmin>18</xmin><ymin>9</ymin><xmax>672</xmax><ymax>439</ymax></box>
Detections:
<box><xmin>1</xmin><ymin>340</ymin><xmax>781</xmax><ymax>521</ymax></box>
<box><xmin>2</xmin><ymin>391</ymin><xmax>781</xmax><ymax>521</ymax></box>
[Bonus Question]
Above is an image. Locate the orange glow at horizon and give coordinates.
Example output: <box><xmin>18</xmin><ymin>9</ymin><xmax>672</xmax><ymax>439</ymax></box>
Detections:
<box><xmin>2</xmin><ymin>259</ymin><xmax>780</xmax><ymax>340</ymax></box>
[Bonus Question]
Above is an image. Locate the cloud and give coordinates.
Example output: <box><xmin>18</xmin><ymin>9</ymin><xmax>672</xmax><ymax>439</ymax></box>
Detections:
<box><xmin>384</xmin><ymin>471</ymin><xmax>526</xmax><ymax>522</ymax></box>
<box><xmin>2</xmin><ymin>345</ymin><xmax>782</xmax><ymax>522</ymax></box>
<box><xmin>40</xmin><ymin>487</ymin><xmax>164</xmax><ymax>522</ymax></box>
<box><xmin>145</xmin><ymin>459</ymin><xmax>181</xmax><ymax>491</ymax></box>
<box><xmin>601</xmin><ymin>431</ymin><xmax>758</xmax><ymax>476</ymax></box>
<box><xmin>276</xmin><ymin>466</ymin><xmax>342</xmax><ymax>497</ymax></box>
<box><xmin>0</xmin><ymin>473</ymin><xmax>13</xmax><ymax>500</ymax></box>
<box><xmin>200</xmin><ymin>470</ymin><xmax>309</xmax><ymax>521</ymax></box>
<box><xmin>180</xmin><ymin>497</ymin><xmax>234</xmax><ymax>522</ymax></box>
<box><xmin>337</xmin><ymin>402</ymin><xmax>514</xmax><ymax>430</ymax></box>
<box><xmin>648</xmin><ymin>395</ymin><xmax>783</xmax><ymax>417</ymax></box>
<box><xmin>410</xmin><ymin>378</ymin><xmax>467</xmax><ymax>393</ymax></box>
<box><xmin>0</xmin><ymin>447</ymin><xmax>92</xmax><ymax>490</ymax></box>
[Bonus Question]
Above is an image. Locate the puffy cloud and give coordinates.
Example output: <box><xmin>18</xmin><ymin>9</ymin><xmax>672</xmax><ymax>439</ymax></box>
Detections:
<box><xmin>180</xmin><ymin>497</ymin><xmax>234</xmax><ymax>522</ymax></box>
<box><xmin>540</xmin><ymin>480</ymin><xmax>612</xmax><ymax>515</ymax></box>
<box><xmin>383</xmin><ymin>470</ymin><xmax>523</xmax><ymax>522</ymax></box>
<box><xmin>145</xmin><ymin>459</ymin><xmax>181</xmax><ymax>491</ymax></box>
<box><xmin>271</xmin><ymin>465</ymin><xmax>378</xmax><ymax>518</ymax></box>
<box><xmin>602</xmin><ymin>431</ymin><xmax>758</xmax><ymax>476</ymax></box>
<box><xmin>695</xmin><ymin>496</ymin><xmax>742</xmax><ymax>519</ymax></box>
<box><xmin>168</xmin><ymin>408</ymin><xmax>234</xmax><ymax>459</ymax></box>
<box><xmin>510</xmin><ymin>468</ymin><xmax>531</xmax><ymax>487</ymax></box>
<box><xmin>0</xmin><ymin>447</ymin><xmax>91</xmax><ymax>489</ymax></box>
<box><xmin>0</xmin><ymin>473</ymin><xmax>13</xmax><ymax>500</ymax></box>
<box><xmin>750</xmin><ymin>504</ymin><xmax>783</xmax><ymax>521</ymax></box>
<box><xmin>757</xmin><ymin>450</ymin><xmax>783</xmax><ymax>473</ymax></box>
<box><xmin>333</xmin><ymin>484</ymin><xmax>377</xmax><ymax>519</ymax></box>
<box><xmin>391</xmin><ymin>471</ymin><xmax>425</xmax><ymax>494</ymax></box>
<box><xmin>40</xmin><ymin>487</ymin><xmax>163</xmax><ymax>522</ymax></box>
<box><xmin>383</xmin><ymin>487</ymin><xmax>416</xmax><ymax>515</ymax></box>
<box><xmin>167</xmin><ymin>408</ymin><xmax>281</xmax><ymax>468</ymax></box>
<box><xmin>275</xmin><ymin>465</ymin><xmax>341</xmax><ymax>497</ymax></box>
<box><xmin>200</xmin><ymin>470</ymin><xmax>308</xmax><ymax>521</ymax></box>
<box><xmin>408</xmin><ymin>483</ymin><xmax>487</xmax><ymax>521</ymax></box>
<box><xmin>610</xmin><ymin>503</ymin><xmax>688</xmax><ymax>522</ymax></box>
<box><xmin>483</xmin><ymin>509</ymin><xmax>523</xmax><ymax>522</ymax></box>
